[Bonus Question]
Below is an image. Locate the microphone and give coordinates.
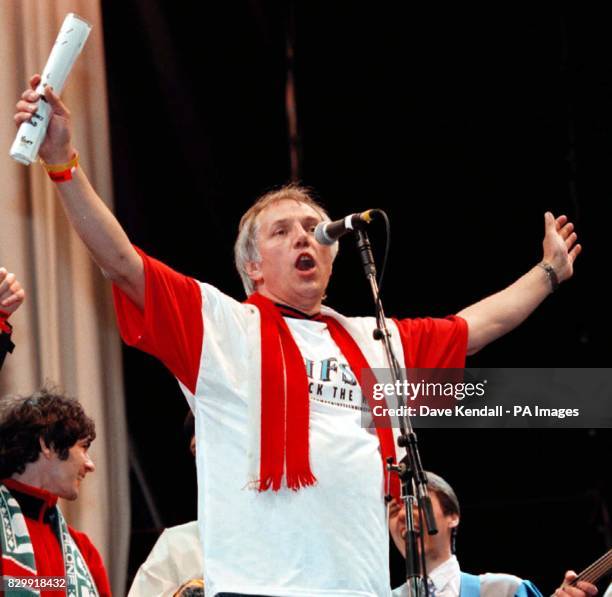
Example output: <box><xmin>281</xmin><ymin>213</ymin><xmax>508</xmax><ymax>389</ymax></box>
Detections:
<box><xmin>314</xmin><ymin>210</ymin><xmax>378</xmax><ymax>245</ymax></box>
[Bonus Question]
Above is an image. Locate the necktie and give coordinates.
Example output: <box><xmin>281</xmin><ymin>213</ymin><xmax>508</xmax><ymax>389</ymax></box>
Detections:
<box><xmin>426</xmin><ymin>577</ymin><xmax>438</xmax><ymax>597</ymax></box>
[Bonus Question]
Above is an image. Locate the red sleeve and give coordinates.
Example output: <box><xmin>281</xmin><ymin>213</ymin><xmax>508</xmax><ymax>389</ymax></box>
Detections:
<box><xmin>394</xmin><ymin>315</ymin><xmax>468</xmax><ymax>368</ymax></box>
<box><xmin>69</xmin><ymin>528</ymin><xmax>112</xmax><ymax>597</ymax></box>
<box><xmin>112</xmin><ymin>247</ymin><xmax>203</xmax><ymax>393</ymax></box>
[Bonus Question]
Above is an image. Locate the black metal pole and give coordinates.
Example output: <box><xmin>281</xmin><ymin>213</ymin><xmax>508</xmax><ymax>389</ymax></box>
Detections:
<box><xmin>355</xmin><ymin>227</ymin><xmax>438</xmax><ymax>596</ymax></box>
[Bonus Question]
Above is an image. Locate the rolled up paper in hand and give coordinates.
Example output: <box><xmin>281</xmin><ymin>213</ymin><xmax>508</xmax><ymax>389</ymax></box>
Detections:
<box><xmin>9</xmin><ymin>13</ymin><xmax>92</xmax><ymax>165</ymax></box>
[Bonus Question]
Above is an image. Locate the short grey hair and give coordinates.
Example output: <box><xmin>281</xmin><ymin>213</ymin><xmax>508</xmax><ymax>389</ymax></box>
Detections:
<box><xmin>234</xmin><ymin>184</ymin><xmax>338</xmax><ymax>295</ymax></box>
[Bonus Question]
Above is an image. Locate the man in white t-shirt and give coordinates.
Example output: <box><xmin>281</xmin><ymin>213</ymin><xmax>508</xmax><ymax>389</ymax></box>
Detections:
<box><xmin>15</xmin><ymin>76</ymin><xmax>581</xmax><ymax>597</ymax></box>
<box><xmin>388</xmin><ymin>472</ymin><xmax>598</xmax><ymax>597</ymax></box>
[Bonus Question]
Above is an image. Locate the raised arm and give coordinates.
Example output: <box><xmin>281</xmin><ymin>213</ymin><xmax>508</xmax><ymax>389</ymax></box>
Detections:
<box><xmin>0</xmin><ymin>267</ymin><xmax>25</xmax><ymax>315</ymax></box>
<box><xmin>14</xmin><ymin>74</ymin><xmax>144</xmax><ymax>308</ymax></box>
<box><xmin>457</xmin><ymin>212</ymin><xmax>581</xmax><ymax>355</ymax></box>
<box><xmin>0</xmin><ymin>267</ymin><xmax>25</xmax><ymax>369</ymax></box>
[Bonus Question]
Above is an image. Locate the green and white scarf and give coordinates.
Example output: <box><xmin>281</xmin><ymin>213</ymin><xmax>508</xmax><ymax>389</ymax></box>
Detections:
<box><xmin>0</xmin><ymin>483</ymin><xmax>99</xmax><ymax>596</ymax></box>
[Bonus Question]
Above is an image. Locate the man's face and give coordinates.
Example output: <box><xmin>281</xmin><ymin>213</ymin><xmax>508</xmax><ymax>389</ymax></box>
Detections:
<box><xmin>389</xmin><ymin>491</ymin><xmax>459</xmax><ymax>566</ymax></box>
<box><xmin>246</xmin><ymin>199</ymin><xmax>334</xmax><ymax>313</ymax></box>
<box><xmin>45</xmin><ymin>439</ymin><xmax>95</xmax><ymax>501</ymax></box>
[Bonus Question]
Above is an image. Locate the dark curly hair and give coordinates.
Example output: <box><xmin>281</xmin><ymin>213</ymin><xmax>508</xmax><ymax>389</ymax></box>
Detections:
<box><xmin>0</xmin><ymin>385</ymin><xmax>96</xmax><ymax>478</ymax></box>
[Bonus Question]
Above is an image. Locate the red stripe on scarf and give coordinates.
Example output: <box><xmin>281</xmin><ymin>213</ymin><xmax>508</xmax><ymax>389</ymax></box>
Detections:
<box><xmin>246</xmin><ymin>293</ymin><xmax>315</xmax><ymax>491</ymax></box>
<box><xmin>323</xmin><ymin>317</ymin><xmax>400</xmax><ymax>501</ymax></box>
<box><xmin>1</xmin><ymin>557</ymin><xmax>37</xmax><ymax>577</ymax></box>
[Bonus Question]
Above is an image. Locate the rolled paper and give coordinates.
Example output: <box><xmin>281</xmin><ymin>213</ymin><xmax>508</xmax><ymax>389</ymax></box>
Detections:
<box><xmin>10</xmin><ymin>13</ymin><xmax>92</xmax><ymax>165</ymax></box>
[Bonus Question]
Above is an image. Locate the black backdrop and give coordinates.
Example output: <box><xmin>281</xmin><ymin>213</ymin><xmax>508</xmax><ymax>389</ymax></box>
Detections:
<box><xmin>100</xmin><ymin>2</ymin><xmax>612</xmax><ymax>592</ymax></box>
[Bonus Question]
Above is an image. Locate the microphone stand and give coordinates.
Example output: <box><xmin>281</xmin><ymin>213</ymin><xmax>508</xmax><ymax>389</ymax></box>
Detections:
<box><xmin>354</xmin><ymin>227</ymin><xmax>438</xmax><ymax>597</ymax></box>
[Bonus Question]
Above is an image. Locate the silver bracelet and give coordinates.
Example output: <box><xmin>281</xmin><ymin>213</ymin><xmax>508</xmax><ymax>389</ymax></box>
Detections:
<box><xmin>538</xmin><ymin>262</ymin><xmax>559</xmax><ymax>293</ymax></box>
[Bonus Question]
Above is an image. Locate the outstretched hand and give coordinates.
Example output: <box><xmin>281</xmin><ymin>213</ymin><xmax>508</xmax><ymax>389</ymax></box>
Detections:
<box><xmin>0</xmin><ymin>268</ymin><xmax>25</xmax><ymax>316</ymax></box>
<box><xmin>14</xmin><ymin>73</ymin><xmax>75</xmax><ymax>163</ymax></box>
<box><xmin>542</xmin><ymin>212</ymin><xmax>581</xmax><ymax>283</ymax></box>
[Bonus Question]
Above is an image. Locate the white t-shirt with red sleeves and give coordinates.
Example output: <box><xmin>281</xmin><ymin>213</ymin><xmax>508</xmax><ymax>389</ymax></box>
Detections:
<box><xmin>113</xmin><ymin>249</ymin><xmax>468</xmax><ymax>597</ymax></box>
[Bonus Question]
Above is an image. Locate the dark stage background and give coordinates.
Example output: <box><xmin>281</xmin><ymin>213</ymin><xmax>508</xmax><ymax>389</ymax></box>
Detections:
<box><xmin>100</xmin><ymin>3</ymin><xmax>612</xmax><ymax>593</ymax></box>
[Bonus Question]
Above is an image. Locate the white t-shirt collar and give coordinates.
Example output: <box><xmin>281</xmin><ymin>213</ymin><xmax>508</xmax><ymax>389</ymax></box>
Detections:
<box><xmin>429</xmin><ymin>554</ymin><xmax>461</xmax><ymax>596</ymax></box>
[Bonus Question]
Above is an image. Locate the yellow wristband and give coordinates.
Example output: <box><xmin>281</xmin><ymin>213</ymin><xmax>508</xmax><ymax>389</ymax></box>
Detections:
<box><xmin>40</xmin><ymin>152</ymin><xmax>79</xmax><ymax>173</ymax></box>
<box><xmin>40</xmin><ymin>153</ymin><xmax>79</xmax><ymax>183</ymax></box>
